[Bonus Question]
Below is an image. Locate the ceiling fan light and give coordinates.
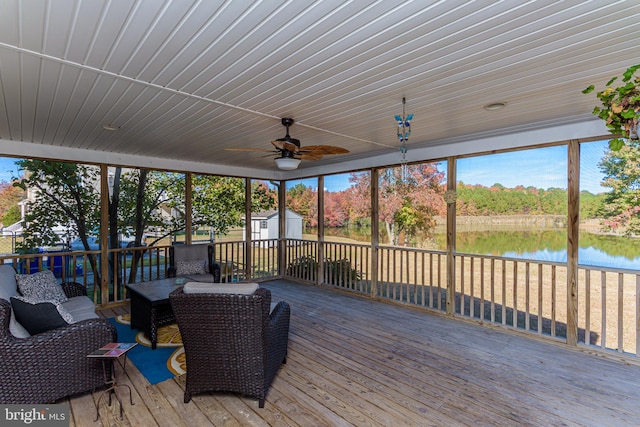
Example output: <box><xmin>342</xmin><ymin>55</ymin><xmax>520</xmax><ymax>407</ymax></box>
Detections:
<box><xmin>274</xmin><ymin>157</ymin><xmax>301</xmax><ymax>170</ymax></box>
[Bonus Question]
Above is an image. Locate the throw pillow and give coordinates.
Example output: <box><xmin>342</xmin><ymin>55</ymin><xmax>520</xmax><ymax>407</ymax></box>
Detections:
<box><xmin>16</xmin><ymin>270</ymin><xmax>68</xmax><ymax>304</ymax></box>
<box><xmin>176</xmin><ymin>260</ymin><xmax>207</xmax><ymax>276</ymax></box>
<box><xmin>10</xmin><ymin>296</ymin><xmax>74</xmax><ymax>335</ymax></box>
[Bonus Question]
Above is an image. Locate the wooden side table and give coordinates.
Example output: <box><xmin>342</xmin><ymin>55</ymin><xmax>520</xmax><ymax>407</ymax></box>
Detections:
<box><xmin>88</xmin><ymin>342</ymin><xmax>137</xmax><ymax>421</ymax></box>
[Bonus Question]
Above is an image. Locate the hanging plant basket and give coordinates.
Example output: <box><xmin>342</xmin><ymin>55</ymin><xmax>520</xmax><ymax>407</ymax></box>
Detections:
<box><xmin>583</xmin><ymin>64</ymin><xmax>640</xmax><ymax>150</ymax></box>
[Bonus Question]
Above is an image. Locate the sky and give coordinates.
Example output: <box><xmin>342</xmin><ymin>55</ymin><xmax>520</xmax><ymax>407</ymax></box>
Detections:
<box><xmin>0</xmin><ymin>157</ymin><xmax>22</xmax><ymax>182</ymax></box>
<box><xmin>0</xmin><ymin>139</ymin><xmax>610</xmax><ymax>193</ymax></box>
<box><xmin>289</xmin><ymin>139</ymin><xmax>610</xmax><ymax>194</ymax></box>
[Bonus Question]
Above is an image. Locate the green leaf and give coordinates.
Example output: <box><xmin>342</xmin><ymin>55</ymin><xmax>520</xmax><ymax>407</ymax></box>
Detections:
<box><xmin>622</xmin><ymin>64</ymin><xmax>640</xmax><ymax>82</ymax></box>
<box><xmin>582</xmin><ymin>85</ymin><xmax>595</xmax><ymax>94</ymax></box>
<box><xmin>606</xmin><ymin>76</ymin><xmax>618</xmax><ymax>86</ymax></box>
<box><xmin>609</xmin><ymin>138</ymin><xmax>625</xmax><ymax>151</ymax></box>
<box><xmin>621</xmin><ymin>109</ymin><xmax>637</xmax><ymax>119</ymax></box>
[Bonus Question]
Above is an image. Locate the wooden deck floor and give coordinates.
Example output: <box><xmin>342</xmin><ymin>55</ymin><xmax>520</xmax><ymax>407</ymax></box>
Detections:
<box><xmin>68</xmin><ymin>279</ymin><xmax>640</xmax><ymax>426</ymax></box>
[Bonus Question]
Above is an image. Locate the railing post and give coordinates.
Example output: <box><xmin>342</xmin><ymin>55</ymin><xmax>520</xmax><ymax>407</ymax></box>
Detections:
<box><xmin>446</xmin><ymin>157</ymin><xmax>456</xmax><ymax>315</ymax></box>
<box><xmin>567</xmin><ymin>140</ymin><xmax>580</xmax><ymax>346</ymax></box>
<box><xmin>370</xmin><ymin>168</ymin><xmax>379</xmax><ymax>299</ymax></box>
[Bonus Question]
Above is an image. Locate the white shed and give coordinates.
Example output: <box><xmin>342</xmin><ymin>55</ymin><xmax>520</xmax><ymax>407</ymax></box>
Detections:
<box><xmin>243</xmin><ymin>209</ymin><xmax>303</xmax><ymax>243</ymax></box>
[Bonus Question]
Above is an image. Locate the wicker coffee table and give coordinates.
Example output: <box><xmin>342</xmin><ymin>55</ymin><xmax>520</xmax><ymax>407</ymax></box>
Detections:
<box><xmin>126</xmin><ymin>278</ymin><xmax>183</xmax><ymax>349</ymax></box>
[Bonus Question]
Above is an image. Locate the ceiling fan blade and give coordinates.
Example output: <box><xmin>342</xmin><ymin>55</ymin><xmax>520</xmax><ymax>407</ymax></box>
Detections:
<box><xmin>299</xmin><ymin>145</ymin><xmax>350</xmax><ymax>155</ymax></box>
<box><xmin>225</xmin><ymin>147</ymin><xmax>276</xmax><ymax>153</ymax></box>
<box><xmin>271</xmin><ymin>140</ymin><xmax>299</xmax><ymax>152</ymax></box>
<box><xmin>299</xmin><ymin>153</ymin><xmax>323</xmax><ymax>161</ymax></box>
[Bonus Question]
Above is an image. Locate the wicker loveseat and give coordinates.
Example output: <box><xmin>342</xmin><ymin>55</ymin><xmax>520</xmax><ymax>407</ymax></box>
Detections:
<box><xmin>170</xmin><ymin>284</ymin><xmax>290</xmax><ymax>407</ymax></box>
<box><xmin>0</xmin><ymin>265</ymin><xmax>117</xmax><ymax>403</ymax></box>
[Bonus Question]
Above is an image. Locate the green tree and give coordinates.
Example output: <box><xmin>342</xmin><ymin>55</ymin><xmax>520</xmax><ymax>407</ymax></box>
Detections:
<box><xmin>163</xmin><ymin>175</ymin><xmax>277</xmax><ymax>240</ymax></box>
<box><xmin>117</xmin><ymin>170</ymin><xmax>185</xmax><ymax>245</ymax></box>
<box><xmin>13</xmin><ymin>162</ymin><xmax>277</xmax><ymax>289</ymax></box>
<box><xmin>14</xmin><ymin>160</ymin><xmax>102</xmax><ymax>281</ymax></box>
<box><xmin>598</xmin><ymin>142</ymin><xmax>640</xmax><ymax>235</ymax></box>
<box><xmin>580</xmin><ymin>191</ymin><xmax>606</xmax><ymax>219</ymax></box>
<box><xmin>2</xmin><ymin>205</ymin><xmax>21</xmax><ymax>226</ymax></box>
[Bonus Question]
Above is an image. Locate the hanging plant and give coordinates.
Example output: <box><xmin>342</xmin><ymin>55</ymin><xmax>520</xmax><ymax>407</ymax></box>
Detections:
<box><xmin>583</xmin><ymin>64</ymin><xmax>640</xmax><ymax>151</ymax></box>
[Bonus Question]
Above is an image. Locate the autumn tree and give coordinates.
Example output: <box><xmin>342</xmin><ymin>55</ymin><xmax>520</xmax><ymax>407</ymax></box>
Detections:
<box><xmin>345</xmin><ymin>172</ymin><xmax>371</xmax><ymax>226</ymax></box>
<box><xmin>350</xmin><ymin>164</ymin><xmax>446</xmax><ymax>246</ymax></box>
<box><xmin>286</xmin><ymin>183</ymin><xmax>317</xmax><ymax>227</ymax></box>
<box><xmin>0</xmin><ymin>181</ymin><xmax>24</xmax><ymax>226</ymax></box>
<box><xmin>324</xmin><ymin>191</ymin><xmax>349</xmax><ymax>227</ymax></box>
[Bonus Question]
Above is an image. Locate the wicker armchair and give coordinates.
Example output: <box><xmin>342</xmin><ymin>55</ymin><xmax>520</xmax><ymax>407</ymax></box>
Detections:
<box><xmin>169</xmin><ymin>286</ymin><xmax>290</xmax><ymax>407</ymax></box>
<box><xmin>167</xmin><ymin>243</ymin><xmax>221</xmax><ymax>282</ymax></box>
<box><xmin>0</xmin><ymin>282</ymin><xmax>117</xmax><ymax>403</ymax></box>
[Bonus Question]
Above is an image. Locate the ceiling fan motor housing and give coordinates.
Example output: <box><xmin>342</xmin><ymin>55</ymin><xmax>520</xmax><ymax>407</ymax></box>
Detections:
<box><xmin>278</xmin><ymin>118</ymin><xmax>301</xmax><ymax>148</ymax></box>
<box><xmin>282</xmin><ymin>117</ymin><xmax>295</xmax><ymax>127</ymax></box>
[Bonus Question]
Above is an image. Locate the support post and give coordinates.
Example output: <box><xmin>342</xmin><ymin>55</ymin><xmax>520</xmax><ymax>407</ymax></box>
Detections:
<box><xmin>185</xmin><ymin>173</ymin><xmax>192</xmax><ymax>245</ymax></box>
<box><xmin>99</xmin><ymin>165</ymin><xmax>109</xmax><ymax>306</ymax></box>
<box><xmin>567</xmin><ymin>140</ymin><xmax>580</xmax><ymax>346</ymax></box>
<box><xmin>446</xmin><ymin>158</ymin><xmax>456</xmax><ymax>315</ymax></box>
<box><xmin>245</xmin><ymin>178</ymin><xmax>252</xmax><ymax>280</ymax></box>
<box><xmin>278</xmin><ymin>180</ymin><xmax>286</xmax><ymax>277</ymax></box>
<box><xmin>318</xmin><ymin>176</ymin><xmax>325</xmax><ymax>286</ymax></box>
<box><xmin>370</xmin><ymin>168</ymin><xmax>379</xmax><ymax>299</ymax></box>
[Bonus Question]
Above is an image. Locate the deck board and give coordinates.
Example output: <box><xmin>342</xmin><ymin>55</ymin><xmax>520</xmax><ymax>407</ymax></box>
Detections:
<box><xmin>67</xmin><ymin>279</ymin><xmax>640</xmax><ymax>426</ymax></box>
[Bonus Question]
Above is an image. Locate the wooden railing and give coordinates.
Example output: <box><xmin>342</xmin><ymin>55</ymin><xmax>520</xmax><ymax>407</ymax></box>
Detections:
<box><xmin>284</xmin><ymin>239</ymin><xmax>318</xmax><ymax>282</ymax></box>
<box><xmin>1</xmin><ymin>240</ymin><xmax>279</xmax><ymax>304</ymax></box>
<box><xmin>5</xmin><ymin>239</ymin><xmax>638</xmax><ymax>357</ymax></box>
<box><xmin>283</xmin><ymin>240</ymin><xmax>640</xmax><ymax>357</ymax></box>
<box><xmin>377</xmin><ymin>246</ymin><xmax>447</xmax><ymax>310</ymax></box>
<box><xmin>322</xmin><ymin>241</ymin><xmax>372</xmax><ymax>294</ymax></box>
<box><xmin>215</xmin><ymin>239</ymin><xmax>279</xmax><ymax>281</ymax></box>
<box><xmin>578</xmin><ymin>265</ymin><xmax>640</xmax><ymax>355</ymax></box>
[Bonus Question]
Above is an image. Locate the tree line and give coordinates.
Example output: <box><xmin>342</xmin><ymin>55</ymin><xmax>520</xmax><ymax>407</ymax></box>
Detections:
<box><xmin>286</xmin><ymin>169</ymin><xmax>610</xmax><ymax>246</ymax></box>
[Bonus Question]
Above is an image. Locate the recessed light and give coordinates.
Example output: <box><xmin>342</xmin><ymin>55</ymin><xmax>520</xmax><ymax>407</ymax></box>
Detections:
<box><xmin>483</xmin><ymin>102</ymin><xmax>507</xmax><ymax>111</ymax></box>
<box><xmin>102</xmin><ymin>124</ymin><xmax>120</xmax><ymax>131</ymax></box>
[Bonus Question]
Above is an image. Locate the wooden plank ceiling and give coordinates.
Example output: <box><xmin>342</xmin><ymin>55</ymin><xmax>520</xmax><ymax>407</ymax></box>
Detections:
<box><xmin>0</xmin><ymin>0</ymin><xmax>638</xmax><ymax>178</ymax></box>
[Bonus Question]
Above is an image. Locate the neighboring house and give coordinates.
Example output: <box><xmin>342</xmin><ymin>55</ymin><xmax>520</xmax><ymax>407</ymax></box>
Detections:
<box><xmin>243</xmin><ymin>209</ymin><xmax>303</xmax><ymax>245</ymax></box>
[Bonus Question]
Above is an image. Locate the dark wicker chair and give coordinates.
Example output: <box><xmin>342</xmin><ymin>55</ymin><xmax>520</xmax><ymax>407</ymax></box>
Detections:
<box><xmin>169</xmin><ymin>286</ymin><xmax>290</xmax><ymax>407</ymax></box>
<box><xmin>167</xmin><ymin>243</ymin><xmax>221</xmax><ymax>282</ymax></box>
<box><xmin>0</xmin><ymin>282</ymin><xmax>117</xmax><ymax>403</ymax></box>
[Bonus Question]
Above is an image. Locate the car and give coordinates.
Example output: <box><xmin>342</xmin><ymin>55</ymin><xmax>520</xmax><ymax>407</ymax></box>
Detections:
<box><xmin>69</xmin><ymin>236</ymin><xmax>99</xmax><ymax>251</ymax></box>
<box><xmin>69</xmin><ymin>235</ymin><xmax>147</xmax><ymax>251</ymax></box>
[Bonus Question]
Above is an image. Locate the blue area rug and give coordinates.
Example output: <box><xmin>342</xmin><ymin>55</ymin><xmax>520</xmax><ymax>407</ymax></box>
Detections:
<box><xmin>108</xmin><ymin>316</ymin><xmax>185</xmax><ymax>385</ymax></box>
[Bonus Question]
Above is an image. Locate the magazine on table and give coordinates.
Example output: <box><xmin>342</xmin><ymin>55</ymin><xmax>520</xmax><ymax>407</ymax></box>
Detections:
<box><xmin>87</xmin><ymin>342</ymin><xmax>138</xmax><ymax>358</ymax></box>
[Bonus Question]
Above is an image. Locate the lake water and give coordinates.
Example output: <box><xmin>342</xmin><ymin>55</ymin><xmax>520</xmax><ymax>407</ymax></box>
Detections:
<box><xmin>312</xmin><ymin>227</ymin><xmax>640</xmax><ymax>270</ymax></box>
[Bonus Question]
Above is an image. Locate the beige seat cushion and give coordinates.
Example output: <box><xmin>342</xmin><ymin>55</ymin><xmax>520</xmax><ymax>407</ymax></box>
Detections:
<box><xmin>183</xmin><ymin>282</ymin><xmax>259</xmax><ymax>295</ymax></box>
<box><xmin>61</xmin><ymin>295</ymin><xmax>99</xmax><ymax>322</ymax></box>
<box><xmin>180</xmin><ymin>273</ymin><xmax>215</xmax><ymax>283</ymax></box>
